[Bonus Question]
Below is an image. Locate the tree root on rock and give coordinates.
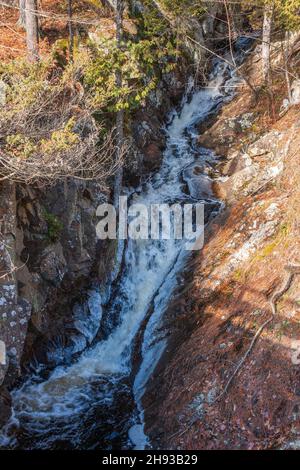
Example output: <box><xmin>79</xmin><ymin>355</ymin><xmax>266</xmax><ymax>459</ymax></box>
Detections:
<box><xmin>210</xmin><ymin>264</ymin><xmax>300</xmax><ymax>404</ymax></box>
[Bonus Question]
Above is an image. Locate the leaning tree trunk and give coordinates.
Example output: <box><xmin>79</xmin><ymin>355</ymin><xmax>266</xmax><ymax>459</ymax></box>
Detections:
<box><xmin>68</xmin><ymin>0</ymin><xmax>74</xmax><ymax>62</ymax></box>
<box><xmin>284</xmin><ymin>31</ymin><xmax>292</xmax><ymax>103</ymax></box>
<box><xmin>113</xmin><ymin>0</ymin><xmax>125</xmax><ymax>208</ymax></box>
<box><xmin>18</xmin><ymin>0</ymin><xmax>26</xmax><ymax>28</ymax></box>
<box><xmin>25</xmin><ymin>0</ymin><xmax>39</xmax><ymax>62</ymax></box>
<box><xmin>262</xmin><ymin>2</ymin><xmax>274</xmax><ymax>84</ymax></box>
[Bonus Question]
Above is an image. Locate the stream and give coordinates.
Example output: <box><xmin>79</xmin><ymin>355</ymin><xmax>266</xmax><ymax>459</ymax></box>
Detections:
<box><xmin>0</xmin><ymin>45</ymin><xmax>249</xmax><ymax>450</ymax></box>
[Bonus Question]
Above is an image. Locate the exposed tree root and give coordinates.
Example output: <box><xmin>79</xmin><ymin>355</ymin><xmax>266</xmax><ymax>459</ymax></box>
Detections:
<box><xmin>211</xmin><ymin>264</ymin><xmax>300</xmax><ymax>404</ymax></box>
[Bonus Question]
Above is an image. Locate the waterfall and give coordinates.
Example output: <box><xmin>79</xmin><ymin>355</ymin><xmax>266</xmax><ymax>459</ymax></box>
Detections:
<box><xmin>0</xmin><ymin>49</ymin><xmax>249</xmax><ymax>450</ymax></box>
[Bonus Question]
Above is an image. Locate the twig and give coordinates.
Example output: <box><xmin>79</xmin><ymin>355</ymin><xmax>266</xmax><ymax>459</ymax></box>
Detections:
<box><xmin>186</xmin><ymin>34</ymin><xmax>257</xmax><ymax>94</ymax></box>
<box><xmin>170</xmin><ymin>421</ymin><xmax>195</xmax><ymax>441</ymax></box>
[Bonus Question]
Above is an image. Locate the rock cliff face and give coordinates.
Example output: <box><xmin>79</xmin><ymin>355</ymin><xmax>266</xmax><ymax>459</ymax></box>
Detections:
<box><xmin>0</xmin><ymin>179</ymin><xmax>110</xmax><ymax>422</ymax></box>
<box><xmin>0</xmin><ymin>181</ymin><xmax>31</xmax><ymax>425</ymax></box>
<box><xmin>15</xmin><ymin>180</ymin><xmax>107</xmax><ymax>364</ymax></box>
<box><xmin>128</xmin><ymin>65</ymin><xmax>187</xmax><ymax>182</ymax></box>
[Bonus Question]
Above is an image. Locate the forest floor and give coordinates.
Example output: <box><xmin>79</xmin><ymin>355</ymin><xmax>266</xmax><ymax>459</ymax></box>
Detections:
<box><xmin>0</xmin><ymin>0</ymin><xmax>113</xmax><ymax>61</ymax></box>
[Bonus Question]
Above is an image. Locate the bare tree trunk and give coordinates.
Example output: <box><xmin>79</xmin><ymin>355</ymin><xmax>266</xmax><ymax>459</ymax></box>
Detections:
<box><xmin>262</xmin><ymin>2</ymin><xmax>274</xmax><ymax>84</ymax></box>
<box><xmin>25</xmin><ymin>0</ymin><xmax>39</xmax><ymax>62</ymax></box>
<box><xmin>114</xmin><ymin>0</ymin><xmax>124</xmax><ymax>208</ymax></box>
<box><xmin>228</xmin><ymin>1</ymin><xmax>239</xmax><ymax>38</ymax></box>
<box><xmin>284</xmin><ymin>31</ymin><xmax>292</xmax><ymax>102</ymax></box>
<box><xmin>68</xmin><ymin>0</ymin><xmax>74</xmax><ymax>62</ymax></box>
<box><xmin>18</xmin><ymin>0</ymin><xmax>26</xmax><ymax>29</ymax></box>
<box><xmin>224</xmin><ymin>0</ymin><xmax>236</xmax><ymax>68</ymax></box>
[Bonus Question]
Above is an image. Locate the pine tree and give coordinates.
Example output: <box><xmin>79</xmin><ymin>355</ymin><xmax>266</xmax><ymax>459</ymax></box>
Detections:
<box><xmin>114</xmin><ymin>0</ymin><xmax>125</xmax><ymax>208</ymax></box>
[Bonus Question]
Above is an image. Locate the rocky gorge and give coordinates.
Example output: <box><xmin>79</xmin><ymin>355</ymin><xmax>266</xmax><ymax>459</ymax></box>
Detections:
<box><xmin>0</xmin><ymin>55</ymin><xmax>187</xmax><ymax>432</ymax></box>
<box><xmin>0</xmin><ymin>0</ymin><xmax>300</xmax><ymax>452</ymax></box>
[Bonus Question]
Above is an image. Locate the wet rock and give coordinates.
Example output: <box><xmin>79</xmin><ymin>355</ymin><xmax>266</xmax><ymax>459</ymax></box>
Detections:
<box><xmin>0</xmin><ymin>387</ymin><xmax>12</xmax><ymax>427</ymax></box>
<box><xmin>71</xmin><ymin>289</ymin><xmax>102</xmax><ymax>345</ymax></box>
<box><xmin>4</xmin><ymin>178</ymin><xmax>112</xmax><ymax>379</ymax></box>
<box><xmin>32</xmin><ymin>333</ymin><xmax>86</xmax><ymax>367</ymax></box>
<box><xmin>128</xmin><ymin>63</ymin><xmax>188</xmax><ymax>182</ymax></box>
<box><xmin>143</xmin><ymin>143</ymin><xmax>163</xmax><ymax>172</ymax></box>
<box><xmin>131</xmin><ymin>114</ymin><xmax>165</xmax><ymax>175</ymax></box>
<box><xmin>31</xmin><ymin>289</ymin><xmax>103</xmax><ymax>368</ymax></box>
<box><xmin>204</xmin><ymin>201</ymin><xmax>220</xmax><ymax>223</ymax></box>
<box><xmin>183</xmin><ymin>163</ymin><xmax>213</xmax><ymax>199</ymax></box>
<box><xmin>162</xmin><ymin>70</ymin><xmax>185</xmax><ymax>101</ymax></box>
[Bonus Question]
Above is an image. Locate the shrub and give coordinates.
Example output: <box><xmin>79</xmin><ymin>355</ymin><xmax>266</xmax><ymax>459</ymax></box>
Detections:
<box><xmin>43</xmin><ymin>210</ymin><xmax>64</xmax><ymax>243</ymax></box>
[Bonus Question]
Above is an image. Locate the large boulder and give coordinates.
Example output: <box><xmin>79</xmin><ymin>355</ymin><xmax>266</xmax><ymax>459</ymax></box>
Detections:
<box><xmin>214</xmin><ymin>164</ymin><xmax>258</xmax><ymax>202</ymax></box>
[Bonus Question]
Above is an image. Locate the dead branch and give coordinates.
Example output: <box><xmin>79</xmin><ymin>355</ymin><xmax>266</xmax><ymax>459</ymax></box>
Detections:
<box><xmin>0</xmin><ymin>68</ymin><xmax>126</xmax><ymax>185</ymax></box>
<box><xmin>0</xmin><ymin>130</ymin><xmax>124</xmax><ymax>185</ymax></box>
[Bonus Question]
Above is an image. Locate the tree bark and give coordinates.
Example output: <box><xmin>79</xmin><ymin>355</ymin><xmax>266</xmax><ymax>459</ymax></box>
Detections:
<box><xmin>262</xmin><ymin>2</ymin><xmax>274</xmax><ymax>84</ymax></box>
<box><xmin>284</xmin><ymin>31</ymin><xmax>292</xmax><ymax>103</ymax></box>
<box><xmin>18</xmin><ymin>0</ymin><xmax>26</xmax><ymax>28</ymax></box>
<box><xmin>68</xmin><ymin>0</ymin><xmax>74</xmax><ymax>62</ymax></box>
<box><xmin>113</xmin><ymin>0</ymin><xmax>125</xmax><ymax>208</ymax></box>
<box><xmin>224</xmin><ymin>0</ymin><xmax>236</xmax><ymax>68</ymax></box>
<box><xmin>25</xmin><ymin>0</ymin><xmax>39</xmax><ymax>62</ymax></box>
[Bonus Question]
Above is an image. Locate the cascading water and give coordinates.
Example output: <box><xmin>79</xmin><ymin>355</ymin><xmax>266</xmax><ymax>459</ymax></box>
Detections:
<box><xmin>0</xmin><ymin>49</ymin><xmax>249</xmax><ymax>450</ymax></box>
